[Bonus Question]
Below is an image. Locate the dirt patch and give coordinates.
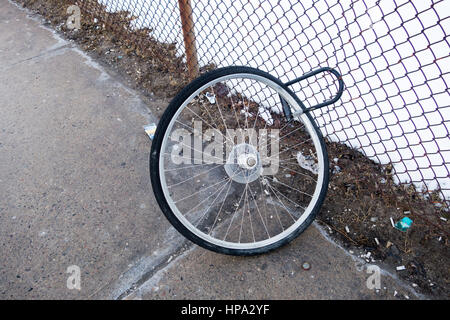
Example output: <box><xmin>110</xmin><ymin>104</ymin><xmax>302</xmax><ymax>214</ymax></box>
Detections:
<box><xmin>320</xmin><ymin>141</ymin><xmax>449</xmax><ymax>298</ymax></box>
<box><xmin>14</xmin><ymin>0</ymin><xmax>449</xmax><ymax>299</ymax></box>
<box><xmin>175</xmin><ymin>80</ymin><xmax>449</xmax><ymax>298</ymax></box>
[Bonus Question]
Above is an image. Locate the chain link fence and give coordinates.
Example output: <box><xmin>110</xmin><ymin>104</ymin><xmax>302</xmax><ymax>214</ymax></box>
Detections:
<box><xmin>79</xmin><ymin>0</ymin><xmax>450</xmax><ymax>207</ymax></box>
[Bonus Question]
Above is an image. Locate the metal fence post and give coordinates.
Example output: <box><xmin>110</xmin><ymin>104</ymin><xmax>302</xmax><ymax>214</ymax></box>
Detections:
<box><xmin>178</xmin><ymin>0</ymin><xmax>199</xmax><ymax>79</ymax></box>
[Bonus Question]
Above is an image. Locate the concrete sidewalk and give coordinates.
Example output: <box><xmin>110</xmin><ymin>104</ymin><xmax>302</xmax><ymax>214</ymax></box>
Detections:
<box><xmin>0</xmin><ymin>0</ymin><xmax>419</xmax><ymax>300</ymax></box>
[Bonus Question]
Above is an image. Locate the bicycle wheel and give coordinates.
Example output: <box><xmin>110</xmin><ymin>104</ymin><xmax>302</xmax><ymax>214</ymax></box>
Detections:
<box><xmin>150</xmin><ymin>66</ymin><xmax>329</xmax><ymax>255</ymax></box>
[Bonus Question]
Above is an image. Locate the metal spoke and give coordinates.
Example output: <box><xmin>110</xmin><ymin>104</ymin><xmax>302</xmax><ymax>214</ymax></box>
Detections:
<box><xmin>174</xmin><ymin>177</ymin><xmax>230</xmax><ymax>203</ymax></box>
<box><xmin>168</xmin><ymin>163</ymin><xmax>223</xmax><ymax>188</ymax></box>
<box><xmin>247</xmin><ymin>182</ymin><xmax>270</xmax><ymax>239</ymax></box>
<box><xmin>265</xmin><ymin>180</ymin><xmax>297</xmax><ymax>223</ymax></box>
<box><xmin>266</xmin><ymin>176</ymin><xmax>313</xmax><ymax>198</ymax></box>
<box><xmin>223</xmin><ymin>183</ymin><xmax>248</xmax><ymax>241</ymax></box>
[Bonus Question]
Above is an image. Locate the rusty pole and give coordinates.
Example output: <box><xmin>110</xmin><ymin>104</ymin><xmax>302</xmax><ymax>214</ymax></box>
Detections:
<box><xmin>178</xmin><ymin>0</ymin><xmax>199</xmax><ymax>79</ymax></box>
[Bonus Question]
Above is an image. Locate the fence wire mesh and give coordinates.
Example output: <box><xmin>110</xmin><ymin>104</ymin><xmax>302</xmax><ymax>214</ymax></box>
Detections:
<box><xmin>79</xmin><ymin>0</ymin><xmax>450</xmax><ymax>207</ymax></box>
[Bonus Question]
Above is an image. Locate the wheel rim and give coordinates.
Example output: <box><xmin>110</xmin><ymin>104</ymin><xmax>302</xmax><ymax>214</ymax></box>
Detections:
<box><xmin>158</xmin><ymin>72</ymin><xmax>325</xmax><ymax>250</ymax></box>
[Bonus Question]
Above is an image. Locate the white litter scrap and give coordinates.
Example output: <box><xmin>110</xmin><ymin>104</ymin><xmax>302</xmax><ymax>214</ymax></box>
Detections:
<box><xmin>240</xmin><ymin>109</ymin><xmax>253</xmax><ymax>118</ymax></box>
<box><xmin>144</xmin><ymin>123</ymin><xmax>157</xmax><ymax>140</ymax></box>
<box><xmin>396</xmin><ymin>265</ymin><xmax>406</xmax><ymax>271</ymax></box>
<box><xmin>205</xmin><ymin>92</ymin><xmax>216</xmax><ymax>104</ymax></box>
<box><xmin>296</xmin><ymin>151</ymin><xmax>319</xmax><ymax>175</ymax></box>
<box><xmin>374</xmin><ymin>237</ymin><xmax>380</xmax><ymax>246</ymax></box>
<box><xmin>345</xmin><ymin>226</ymin><xmax>350</xmax><ymax>233</ymax></box>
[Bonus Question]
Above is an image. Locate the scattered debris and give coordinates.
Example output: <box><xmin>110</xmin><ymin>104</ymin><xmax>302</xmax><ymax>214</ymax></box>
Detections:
<box><xmin>390</xmin><ymin>217</ymin><xmax>395</xmax><ymax>228</ymax></box>
<box><xmin>396</xmin><ymin>265</ymin><xmax>406</xmax><ymax>271</ymax></box>
<box><xmin>296</xmin><ymin>151</ymin><xmax>319</xmax><ymax>174</ymax></box>
<box><xmin>240</xmin><ymin>110</ymin><xmax>253</xmax><ymax>118</ymax></box>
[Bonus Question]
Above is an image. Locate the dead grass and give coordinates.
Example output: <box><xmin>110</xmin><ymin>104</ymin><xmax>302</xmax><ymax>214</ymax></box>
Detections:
<box><xmin>319</xmin><ymin>140</ymin><xmax>449</xmax><ymax>298</ymax></box>
<box><xmin>17</xmin><ymin>0</ymin><xmax>189</xmax><ymax>98</ymax></box>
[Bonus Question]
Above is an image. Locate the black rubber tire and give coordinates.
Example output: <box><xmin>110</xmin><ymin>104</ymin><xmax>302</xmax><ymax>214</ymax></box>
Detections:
<box><xmin>150</xmin><ymin>66</ymin><xmax>330</xmax><ymax>256</ymax></box>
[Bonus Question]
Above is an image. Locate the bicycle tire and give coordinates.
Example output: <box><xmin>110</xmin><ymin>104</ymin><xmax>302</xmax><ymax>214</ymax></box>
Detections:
<box><xmin>150</xmin><ymin>66</ymin><xmax>329</xmax><ymax>255</ymax></box>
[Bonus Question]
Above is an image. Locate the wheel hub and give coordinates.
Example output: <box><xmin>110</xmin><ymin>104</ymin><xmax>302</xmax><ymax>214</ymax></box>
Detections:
<box><xmin>224</xmin><ymin>143</ymin><xmax>262</xmax><ymax>184</ymax></box>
